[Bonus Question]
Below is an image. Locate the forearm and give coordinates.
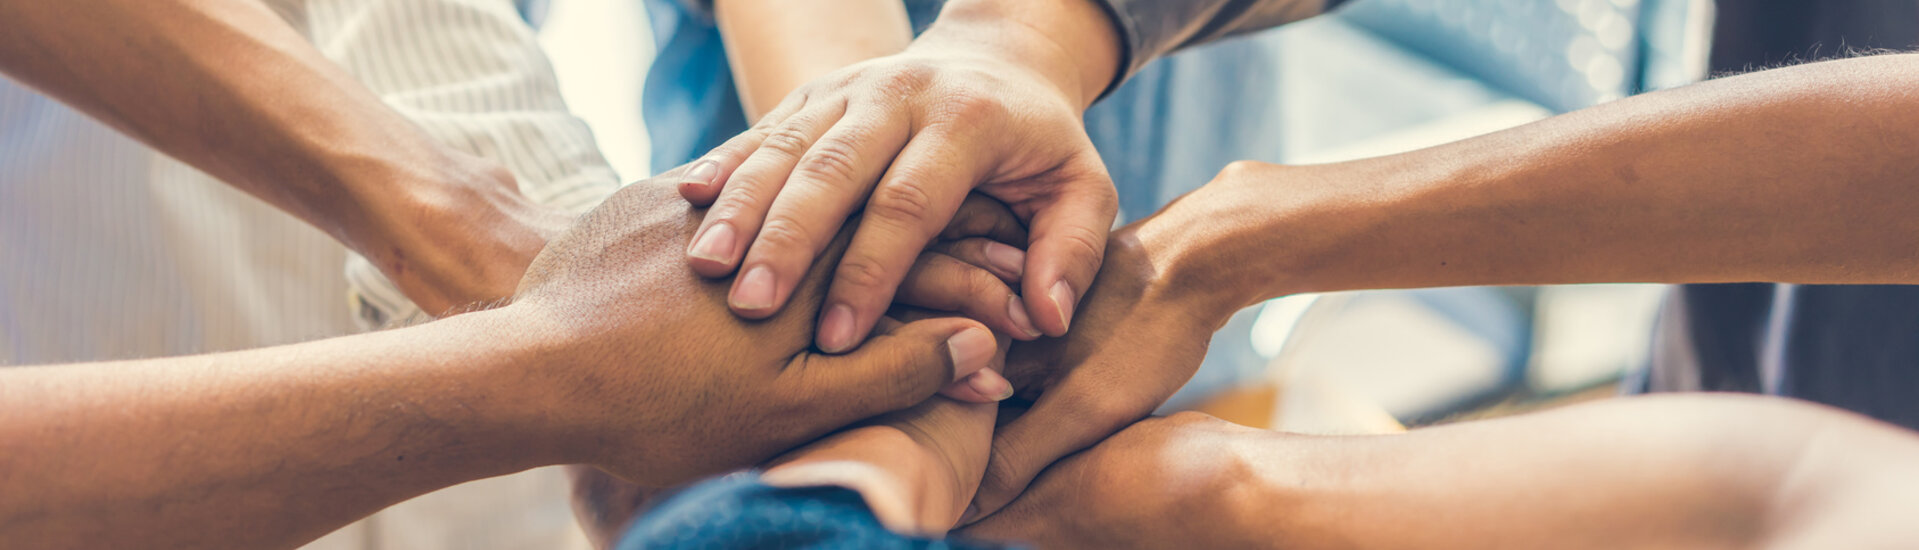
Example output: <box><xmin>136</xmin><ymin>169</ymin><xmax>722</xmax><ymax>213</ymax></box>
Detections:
<box><xmin>0</xmin><ymin>0</ymin><xmax>501</xmax><ymax>256</ymax></box>
<box><xmin>1159</xmin><ymin>54</ymin><xmax>1919</xmax><ymax>313</ymax></box>
<box><xmin>1224</xmin><ymin>395</ymin><xmax>1919</xmax><ymax>549</ymax></box>
<box><xmin>915</xmin><ymin>0</ymin><xmax>1122</xmax><ymax>109</ymax></box>
<box><xmin>0</xmin><ymin>311</ymin><xmax>565</xmax><ymax>549</ymax></box>
<box><xmin>717</xmin><ymin>0</ymin><xmax>913</xmax><ymax>119</ymax></box>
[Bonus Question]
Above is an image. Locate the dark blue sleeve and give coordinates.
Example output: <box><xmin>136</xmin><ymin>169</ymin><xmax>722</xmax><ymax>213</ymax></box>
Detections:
<box><xmin>616</xmin><ymin>472</ymin><xmax>1015</xmax><ymax>550</ymax></box>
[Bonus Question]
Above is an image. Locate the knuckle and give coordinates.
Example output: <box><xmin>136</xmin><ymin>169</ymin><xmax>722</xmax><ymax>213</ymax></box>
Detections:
<box><xmin>867</xmin><ymin>180</ymin><xmax>938</xmax><ymax>224</ymax></box>
<box><xmin>833</xmin><ymin>255</ymin><xmax>894</xmax><ymax>293</ymax></box>
<box><xmin>937</xmin><ymin>86</ymin><xmax>1003</xmax><ymax>119</ymax></box>
<box><xmin>875</xmin><ymin>62</ymin><xmax>937</xmax><ymax>95</ymax></box>
<box><xmin>760</xmin><ymin>125</ymin><xmax>815</xmax><ymax>157</ymax></box>
<box><xmin>1054</xmin><ymin>224</ymin><xmax>1108</xmax><ymax>270</ymax></box>
<box><xmin>793</xmin><ymin>140</ymin><xmax>863</xmax><ymax>184</ymax></box>
<box><xmin>753</xmin><ymin>218</ymin><xmax>816</xmax><ymax>254</ymax></box>
<box><xmin>708</xmin><ymin>190</ymin><xmax>760</xmax><ymax>220</ymax></box>
<box><xmin>880</xmin><ymin>349</ymin><xmax>940</xmax><ymax>402</ymax></box>
<box><xmin>963</xmin><ymin>267</ymin><xmax>1005</xmax><ymax>302</ymax></box>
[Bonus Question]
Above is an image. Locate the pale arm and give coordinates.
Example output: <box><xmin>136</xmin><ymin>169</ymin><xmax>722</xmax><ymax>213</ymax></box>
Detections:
<box><xmin>716</xmin><ymin>0</ymin><xmax>914</xmax><ymax>120</ymax></box>
<box><xmin>1146</xmin><ymin>54</ymin><xmax>1919</xmax><ymax>318</ymax></box>
<box><xmin>0</xmin><ymin>0</ymin><xmax>560</xmax><ymax>315</ymax></box>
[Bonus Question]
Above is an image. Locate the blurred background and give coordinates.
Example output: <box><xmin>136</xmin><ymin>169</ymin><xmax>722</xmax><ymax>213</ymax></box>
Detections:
<box><xmin>535</xmin><ymin>0</ymin><xmax>1712</xmax><ymax>431</ymax></box>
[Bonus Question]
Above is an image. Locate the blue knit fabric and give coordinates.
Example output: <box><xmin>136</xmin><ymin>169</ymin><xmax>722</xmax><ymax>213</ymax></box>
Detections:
<box><xmin>616</xmin><ymin>473</ymin><xmax>1011</xmax><ymax>550</ymax></box>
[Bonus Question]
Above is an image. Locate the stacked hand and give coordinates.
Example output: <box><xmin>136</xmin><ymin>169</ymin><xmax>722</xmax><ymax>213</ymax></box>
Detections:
<box><xmin>508</xmin><ymin>164</ymin><xmax>1025</xmax><ymax>486</ymax></box>
<box><xmin>675</xmin><ymin>29</ymin><xmax>1119</xmax><ymax>355</ymax></box>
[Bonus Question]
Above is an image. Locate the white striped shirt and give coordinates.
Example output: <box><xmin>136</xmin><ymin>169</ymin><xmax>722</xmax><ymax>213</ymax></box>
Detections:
<box><xmin>2</xmin><ymin>0</ymin><xmax>619</xmax><ymax>548</ymax></box>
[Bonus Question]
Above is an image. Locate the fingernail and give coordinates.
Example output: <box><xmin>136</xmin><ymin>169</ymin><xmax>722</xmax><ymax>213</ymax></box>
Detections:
<box><xmin>1048</xmin><ymin>280</ymin><xmax>1076</xmax><ymax>333</ymax></box>
<box><xmin>982</xmin><ymin>241</ymin><xmax>1025</xmax><ymax>279</ymax></box>
<box><xmin>732</xmin><ymin>265</ymin><xmax>777</xmax><ymax>311</ymax></box>
<box><xmin>688</xmin><ymin>222</ymin><xmax>736</xmax><ymax>264</ymax></box>
<box><xmin>681</xmin><ymin>159</ymin><xmax>719</xmax><ymax>187</ymax></box>
<box><xmin>1006</xmin><ymin>295</ymin><xmax>1041</xmax><ymax>339</ymax></box>
<box><xmin>818</xmin><ymin>304</ymin><xmax>857</xmax><ymax>353</ymax></box>
<box><xmin>945</xmin><ymin>327</ymin><xmax>995</xmax><ymax>382</ymax></box>
<box><xmin>964</xmin><ymin>369</ymin><xmax>1015</xmax><ymax>401</ymax></box>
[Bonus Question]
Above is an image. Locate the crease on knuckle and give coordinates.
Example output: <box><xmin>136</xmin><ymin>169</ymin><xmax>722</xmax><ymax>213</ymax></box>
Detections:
<box><xmin>880</xmin><ymin>347</ymin><xmax>940</xmax><ymax>405</ymax></box>
<box><xmin>760</xmin><ymin>125</ymin><xmax>815</xmax><ymax>158</ymax></box>
<box><xmin>875</xmin><ymin>63</ymin><xmax>937</xmax><ymax>96</ymax></box>
<box><xmin>833</xmin><ymin>254</ymin><xmax>894</xmax><ymax>293</ymax></box>
<box><xmin>794</xmin><ymin>139</ymin><xmax>863</xmax><ymax>185</ymax></box>
<box><xmin>707</xmin><ymin>191</ymin><xmax>761</xmax><ymax>221</ymax></box>
<box><xmin>868</xmin><ymin>180</ymin><xmax>937</xmax><ymax>225</ymax></box>
<box><xmin>753</xmin><ymin>218</ymin><xmax>816</xmax><ymax>255</ymax></box>
<box><xmin>1051</xmin><ymin>223</ymin><xmax>1108</xmax><ymax>274</ymax></box>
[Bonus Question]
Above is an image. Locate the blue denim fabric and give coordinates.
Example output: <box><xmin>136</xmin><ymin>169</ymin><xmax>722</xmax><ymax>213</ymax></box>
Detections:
<box><xmin>616</xmin><ymin>473</ymin><xmax>1010</xmax><ymax>550</ymax></box>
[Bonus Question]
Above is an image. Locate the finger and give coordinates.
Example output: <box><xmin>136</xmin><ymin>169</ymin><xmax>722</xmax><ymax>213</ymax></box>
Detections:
<box><xmin>940</xmin><ymin>193</ymin><xmax>1028</xmax><ymax>245</ymax></box>
<box><xmin>731</xmin><ymin>104</ymin><xmax>913</xmax><ymax>323</ymax></box>
<box><xmin>966</xmin><ymin>380</ymin><xmax>1147</xmax><ymax>522</ymax></box>
<box><xmin>684</xmin><ymin>100</ymin><xmax>847</xmax><ymax>282</ymax></box>
<box><xmin>677</xmin><ymin>93</ymin><xmax>808</xmax><ymax>205</ymax></box>
<box><xmin>929</xmin><ymin>237</ymin><xmax>1025</xmax><ymax>284</ymax></box>
<box><xmin>897</xmin><ymin>250</ymin><xmax>1040</xmax><ymax>339</ymax></box>
<box><xmin>1015</xmin><ymin>166</ymin><xmax>1117</xmax><ymax>336</ymax></box>
<box><xmin>786</xmin><ymin>317</ymin><xmax>1000</xmax><ymax>424</ymax></box>
<box><xmin>939</xmin><ymin>367</ymin><xmax>1015</xmax><ymax>403</ymax></box>
<box><xmin>817</xmin><ymin>129</ymin><xmax>984</xmax><ymax>353</ymax></box>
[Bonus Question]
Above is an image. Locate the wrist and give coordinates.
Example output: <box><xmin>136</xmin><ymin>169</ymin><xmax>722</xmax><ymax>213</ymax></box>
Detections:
<box><xmin>432</xmin><ymin>307</ymin><xmax>587</xmax><ymax>467</ymax></box>
<box><xmin>1136</xmin><ymin>161</ymin><xmax>1398</xmax><ymax>316</ymax></box>
<box><xmin>917</xmin><ymin>0</ymin><xmax>1120</xmax><ymax>109</ymax></box>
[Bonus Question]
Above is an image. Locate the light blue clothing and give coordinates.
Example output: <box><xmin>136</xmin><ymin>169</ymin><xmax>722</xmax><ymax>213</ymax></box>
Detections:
<box><xmin>639</xmin><ymin>0</ymin><xmax>1288</xmax><ymax>408</ymax></box>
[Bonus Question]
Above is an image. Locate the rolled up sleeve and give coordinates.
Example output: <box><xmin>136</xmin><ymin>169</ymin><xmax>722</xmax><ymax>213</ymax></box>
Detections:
<box><xmin>1089</xmin><ymin>0</ymin><xmax>1342</xmax><ymax>97</ymax></box>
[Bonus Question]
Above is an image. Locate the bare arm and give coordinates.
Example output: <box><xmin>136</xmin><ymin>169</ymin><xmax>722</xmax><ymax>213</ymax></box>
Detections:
<box><xmin>1143</xmin><ymin>53</ymin><xmax>1919</xmax><ymax>319</ymax></box>
<box><xmin>0</xmin><ymin>313</ymin><xmax>562</xmax><ymax>549</ymax></box>
<box><xmin>716</xmin><ymin>0</ymin><xmax>914</xmax><ymax>120</ymax></box>
<box><xmin>0</xmin><ymin>172</ymin><xmax>999</xmax><ymax>550</ymax></box>
<box><xmin>0</xmin><ymin>0</ymin><xmax>560</xmax><ymax>314</ymax></box>
<box><xmin>967</xmin><ymin>394</ymin><xmax>1919</xmax><ymax>549</ymax></box>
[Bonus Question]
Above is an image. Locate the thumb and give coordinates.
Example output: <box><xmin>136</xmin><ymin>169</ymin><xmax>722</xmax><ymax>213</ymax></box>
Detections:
<box><xmin>964</xmin><ymin>386</ymin><xmax>1139</xmax><ymax>524</ymax></box>
<box><xmin>1017</xmin><ymin>177</ymin><xmax>1117</xmax><ymax>337</ymax></box>
<box><xmin>796</xmin><ymin>317</ymin><xmax>998</xmax><ymax>424</ymax></box>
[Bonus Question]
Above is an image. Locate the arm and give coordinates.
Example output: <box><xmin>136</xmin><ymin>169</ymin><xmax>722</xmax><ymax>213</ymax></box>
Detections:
<box><xmin>0</xmin><ymin>169</ymin><xmax>999</xmax><ymax>549</ymax></box>
<box><xmin>0</xmin><ymin>0</ymin><xmax>559</xmax><ymax>315</ymax></box>
<box><xmin>971</xmin><ymin>53</ymin><xmax>1919</xmax><ymax>517</ymax></box>
<box><xmin>715</xmin><ymin>0</ymin><xmax>914</xmax><ymax>120</ymax></box>
<box><xmin>965</xmin><ymin>395</ymin><xmax>1919</xmax><ymax>549</ymax></box>
<box><xmin>1153</xmin><ymin>53</ymin><xmax>1919</xmax><ymax>315</ymax></box>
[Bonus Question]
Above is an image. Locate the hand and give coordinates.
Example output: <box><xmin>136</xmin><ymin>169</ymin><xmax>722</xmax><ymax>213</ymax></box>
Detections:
<box><xmin>569</xmin><ymin>318</ymin><xmax>1004</xmax><ymax>546</ymax></box>
<box><xmin>960</xmin><ymin>412</ymin><xmax>1262</xmax><ymax>549</ymax></box>
<box><xmin>507</xmin><ymin>164</ymin><xmax>1002</xmax><ymax>486</ymax></box>
<box><xmin>963</xmin><ymin>217</ymin><xmax>1242</xmax><ymax>522</ymax></box>
<box><xmin>358</xmin><ymin>154</ymin><xmax>574</xmax><ymax>316</ymax></box>
<box><xmin>676</xmin><ymin>21</ymin><xmax>1119</xmax><ymax>353</ymax></box>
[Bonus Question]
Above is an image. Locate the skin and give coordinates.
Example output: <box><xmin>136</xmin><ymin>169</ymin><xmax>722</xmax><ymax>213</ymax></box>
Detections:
<box><xmin>966</xmin><ymin>52</ymin><xmax>1919</xmax><ymax>519</ymax></box>
<box><xmin>0</xmin><ymin>168</ymin><xmax>1012</xmax><ymax>550</ymax></box>
<box><xmin>0</xmin><ymin>0</ymin><xmax>565</xmax><ymax>316</ymax></box>
<box><xmin>961</xmin><ymin>395</ymin><xmax>1919</xmax><ymax>549</ymax></box>
<box><xmin>713</xmin><ymin>0</ymin><xmax>915</xmax><ymax>121</ymax></box>
<box><xmin>680</xmin><ymin>0</ymin><xmax>1125</xmax><ymax>355</ymax></box>
<box><xmin>572</xmin><ymin>392</ymin><xmax>998</xmax><ymax>548</ymax></box>
<box><xmin>692</xmin><ymin>0</ymin><xmax>1039</xmax><ymax>395</ymax></box>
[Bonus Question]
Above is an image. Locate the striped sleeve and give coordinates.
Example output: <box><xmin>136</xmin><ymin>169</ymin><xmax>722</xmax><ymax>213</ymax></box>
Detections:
<box><xmin>269</xmin><ymin>0</ymin><xmax>621</xmax><ymax>328</ymax></box>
